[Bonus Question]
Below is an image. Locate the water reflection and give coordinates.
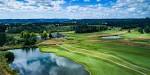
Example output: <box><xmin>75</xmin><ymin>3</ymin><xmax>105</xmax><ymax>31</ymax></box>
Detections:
<box><xmin>22</xmin><ymin>47</ymin><xmax>37</xmax><ymax>53</ymax></box>
<box><xmin>9</xmin><ymin>48</ymin><xmax>89</xmax><ymax>75</ymax></box>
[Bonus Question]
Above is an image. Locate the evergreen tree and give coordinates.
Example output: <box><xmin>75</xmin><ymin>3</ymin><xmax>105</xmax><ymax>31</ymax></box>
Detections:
<box><xmin>41</xmin><ymin>31</ymin><xmax>48</xmax><ymax>40</ymax></box>
<box><xmin>144</xmin><ymin>26</ymin><xmax>150</xmax><ymax>33</ymax></box>
<box><xmin>0</xmin><ymin>26</ymin><xmax>6</xmax><ymax>46</ymax></box>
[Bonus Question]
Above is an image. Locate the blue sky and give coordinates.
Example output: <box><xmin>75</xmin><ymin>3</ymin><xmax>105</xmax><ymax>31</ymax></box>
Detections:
<box><xmin>0</xmin><ymin>0</ymin><xmax>149</xmax><ymax>19</ymax></box>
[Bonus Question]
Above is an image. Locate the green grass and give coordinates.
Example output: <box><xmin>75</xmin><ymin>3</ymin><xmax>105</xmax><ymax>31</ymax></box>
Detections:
<box><xmin>121</xmin><ymin>31</ymin><xmax>150</xmax><ymax>39</ymax></box>
<box><xmin>71</xmin><ymin>42</ymin><xmax>150</xmax><ymax>69</ymax></box>
<box><xmin>40</xmin><ymin>46</ymin><xmax>140</xmax><ymax>75</ymax></box>
<box><xmin>0</xmin><ymin>51</ymin><xmax>16</xmax><ymax>75</ymax></box>
<box><xmin>40</xmin><ymin>29</ymin><xmax>150</xmax><ymax>75</ymax></box>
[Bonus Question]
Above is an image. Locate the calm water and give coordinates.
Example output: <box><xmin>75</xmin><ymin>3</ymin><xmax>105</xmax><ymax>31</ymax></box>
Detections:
<box><xmin>9</xmin><ymin>48</ymin><xmax>89</xmax><ymax>75</ymax></box>
<box><xmin>101</xmin><ymin>35</ymin><xmax>122</xmax><ymax>40</ymax></box>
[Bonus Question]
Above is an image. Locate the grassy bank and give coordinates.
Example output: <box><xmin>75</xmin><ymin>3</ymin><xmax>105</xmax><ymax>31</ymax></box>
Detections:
<box><xmin>0</xmin><ymin>51</ymin><xmax>16</xmax><ymax>75</ymax></box>
<box><xmin>40</xmin><ymin>46</ymin><xmax>140</xmax><ymax>75</ymax></box>
<box><xmin>39</xmin><ymin>29</ymin><xmax>150</xmax><ymax>75</ymax></box>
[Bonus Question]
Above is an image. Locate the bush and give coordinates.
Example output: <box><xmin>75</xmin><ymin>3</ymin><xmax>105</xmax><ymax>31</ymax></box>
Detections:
<box><xmin>4</xmin><ymin>52</ymin><xmax>14</xmax><ymax>63</ymax></box>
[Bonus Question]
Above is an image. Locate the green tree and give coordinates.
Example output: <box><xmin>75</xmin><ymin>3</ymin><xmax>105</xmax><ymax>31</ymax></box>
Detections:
<box><xmin>138</xmin><ymin>28</ymin><xmax>144</xmax><ymax>34</ymax></box>
<box><xmin>144</xmin><ymin>26</ymin><xmax>150</xmax><ymax>33</ymax></box>
<box><xmin>128</xmin><ymin>29</ymin><xmax>131</xmax><ymax>33</ymax></box>
<box><xmin>5</xmin><ymin>35</ymin><xmax>17</xmax><ymax>45</ymax></box>
<box><xmin>0</xmin><ymin>33</ymin><xmax>6</xmax><ymax>46</ymax></box>
<box><xmin>4</xmin><ymin>52</ymin><xmax>14</xmax><ymax>63</ymax></box>
<box><xmin>20</xmin><ymin>31</ymin><xmax>37</xmax><ymax>45</ymax></box>
<box><xmin>41</xmin><ymin>31</ymin><xmax>48</xmax><ymax>40</ymax></box>
<box><xmin>0</xmin><ymin>26</ymin><xmax>6</xmax><ymax>46</ymax></box>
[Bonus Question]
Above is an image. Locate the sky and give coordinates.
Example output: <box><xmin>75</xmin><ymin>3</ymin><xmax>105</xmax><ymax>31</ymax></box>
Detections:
<box><xmin>0</xmin><ymin>0</ymin><xmax>149</xmax><ymax>19</ymax></box>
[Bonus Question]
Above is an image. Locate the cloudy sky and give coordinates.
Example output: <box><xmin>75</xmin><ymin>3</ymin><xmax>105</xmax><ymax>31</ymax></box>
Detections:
<box><xmin>0</xmin><ymin>0</ymin><xmax>149</xmax><ymax>19</ymax></box>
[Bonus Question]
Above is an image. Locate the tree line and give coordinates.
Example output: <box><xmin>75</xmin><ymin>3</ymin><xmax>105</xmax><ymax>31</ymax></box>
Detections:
<box><xmin>138</xmin><ymin>25</ymin><xmax>150</xmax><ymax>33</ymax></box>
<box><xmin>6</xmin><ymin>23</ymin><xmax>75</xmax><ymax>33</ymax></box>
<box><xmin>0</xmin><ymin>26</ymin><xmax>6</xmax><ymax>46</ymax></box>
<box><xmin>74</xmin><ymin>25</ymin><xmax>108</xmax><ymax>33</ymax></box>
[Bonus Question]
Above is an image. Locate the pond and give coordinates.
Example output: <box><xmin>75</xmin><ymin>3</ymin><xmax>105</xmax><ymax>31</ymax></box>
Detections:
<box><xmin>101</xmin><ymin>35</ymin><xmax>122</xmax><ymax>40</ymax></box>
<box><xmin>9</xmin><ymin>48</ymin><xmax>89</xmax><ymax>75</ymax></box>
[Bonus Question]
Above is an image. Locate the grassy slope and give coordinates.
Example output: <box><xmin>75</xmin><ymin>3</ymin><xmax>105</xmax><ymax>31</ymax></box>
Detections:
<box><xmin>0</xmin><ymin>51</ymin><xmax>16</xmax><ymax>75</ymax></box>
<box><xmin>40</xmin><ymin>29</ymin><xmax>150</xmax><ymax>75</ymax></box>
<box><xmin>40</xmin><ymin>46</ymin><xmax>140</xmax><ymax>75</ymax></box>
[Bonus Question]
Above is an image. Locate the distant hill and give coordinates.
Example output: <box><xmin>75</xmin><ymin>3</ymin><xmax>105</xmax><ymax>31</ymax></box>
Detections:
<box><xmin>68</xmin><ymin>19</ymin><xmax>150</xmax><ymax>25</ymax></box>
<box><xmin>0</xmin><ymin>19</ymin><xmax>150</xmax><ymax>27</ymax></box>
<box><xmin>0</xmin><ymin>19</ymin><xmax>70</xmax><ymax>24</ymax></box>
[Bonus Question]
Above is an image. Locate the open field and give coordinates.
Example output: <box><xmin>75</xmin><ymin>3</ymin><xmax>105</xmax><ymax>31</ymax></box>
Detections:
<box><xmin>39</xmin><ymin>29</ymin><xmax>150</xmax><ymax>75</ymax></box>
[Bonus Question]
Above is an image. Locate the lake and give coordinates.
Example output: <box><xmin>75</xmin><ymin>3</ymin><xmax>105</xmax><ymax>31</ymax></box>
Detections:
<box><xmin>9</xmin><ymin>48</ymin><xmax>89</xmax><ymax>75</ymax></box>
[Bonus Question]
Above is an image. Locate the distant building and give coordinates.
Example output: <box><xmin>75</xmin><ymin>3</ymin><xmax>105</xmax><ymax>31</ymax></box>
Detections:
<box><xmin>50</xmin><ymin>32</ymin><xmax>65</xmax><ymax>38</ymax></box>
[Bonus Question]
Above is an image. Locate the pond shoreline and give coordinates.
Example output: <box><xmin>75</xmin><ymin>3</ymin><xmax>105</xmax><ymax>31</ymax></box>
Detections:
<box><xmin>0</xmin><ymin>51</ymin><xmax>17</xmax><ymax>75</ymax></box>
<box><xmin>0</xmin><ymin>44</ymin><xmax>54</xmax><ymax>75</ymax></box>
<box><xmin>0</xmin><ymin>45</ymin><xmax>39</xmax><ymax>75</ymax></box>
<box><xmin>9</xmin><ymin>48</ymin><xmax>89</xmax><ymax>75</ymax></box>
<box><xmin>39</xmin><ymin>46</ymin><xmax>92</xmax><ymax>75</ymax></box>
<box><xmin>0</xmin><ymin>46</ymin><xmax>90</xmax><ymax>75</ymax></box>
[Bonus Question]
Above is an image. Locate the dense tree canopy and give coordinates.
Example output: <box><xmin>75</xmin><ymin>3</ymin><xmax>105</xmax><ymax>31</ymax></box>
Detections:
<box><xmin>41</xmin><ymin>31</ymin><xmax>48</xmax><ymax>40</ymax></box>
<box><xmin>144</xmin><ymin>25</ymin><xmax>150</xmax><ymax>33</ymax></box>
<box><xmin>20</xmin><ymin>31</ymin><xmax>37</xmax><ymax>45</ymax></box>
<box><xmin>0</xmin><ymin>26</ymin><xmax>6</xmax><ymax>46</ymax></box>
<box><xmin>75</xmin><ymin>25</ymin><xmax>108</xmax><ymax>33</ymax></box>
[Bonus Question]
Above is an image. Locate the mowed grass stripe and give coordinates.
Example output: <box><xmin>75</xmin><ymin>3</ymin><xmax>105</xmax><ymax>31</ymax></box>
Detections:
<box><xmin>67</xmin><ymin>43</ymin><xmax>150</xmax><ymax>71</ymax></box>
<box><xmin>57</xmin><ymin>44</ymin><xmax>150</xmax><ymax>75</ymax></box>
<box><xmin>40</xmin><ymin>46</ymin><xmax>140</xmax><ymax>75</ymax></box>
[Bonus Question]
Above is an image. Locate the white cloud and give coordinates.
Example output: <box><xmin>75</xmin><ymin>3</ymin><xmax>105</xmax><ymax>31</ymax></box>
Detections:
<box><xmin>0</xmin><ymin>0</ymin><xmax>149</xmax><ymax>19</ymax></box>
<box><xmin>0</xmin><ymin>0</ymin><xmax>66</xmax><ymax>11</ymax></box>
<box><xmin>97</xmin><ymin>0</ymin><xmax>101</xmax><ymax>2</ymax></box>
